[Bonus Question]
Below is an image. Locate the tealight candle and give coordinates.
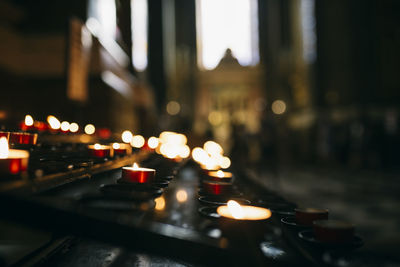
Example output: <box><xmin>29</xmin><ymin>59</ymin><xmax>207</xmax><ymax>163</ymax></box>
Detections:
<box><xmin>88</xmin><ymin>144</ymin><xmax>113</xmax><ymax>158</ymax></box>
<box><xmin>112</xmin><ymin>143</ymin><xmax>132</xmax><ymax>156</ymax></box>
<box><xmin>217</xmin><ymin>200</ymin><xmax>272</xmax><ymax>250</ymax></box>
<box><xmin>208</xmin><ymin>170</ymin><xmax>233</xmax><ymax>182</ymax></box>
<box><xmin>217</xmin><ymin>200</ymin><xmax>272</xmax><ymax>221</ymax></box>
<box><xmin>202</xmin><ymin>180</ymin><xmax>232</xmax><ymax>195</ymax></box>
<box><xmin>121</xmin><ymin>163</ymin><xmax>156</xmax><ymax>183</ymax></box>
<box><xmin>0</xmin><ymin>137</ymin><xmax>29</xmax><ymax>176</ymax></box>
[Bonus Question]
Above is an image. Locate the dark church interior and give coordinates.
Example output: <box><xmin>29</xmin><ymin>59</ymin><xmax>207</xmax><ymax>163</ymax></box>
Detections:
<box><xmin>0</xmin><ymin>0</ymin><xmax>399</xmax><ymax>266</ymax></box>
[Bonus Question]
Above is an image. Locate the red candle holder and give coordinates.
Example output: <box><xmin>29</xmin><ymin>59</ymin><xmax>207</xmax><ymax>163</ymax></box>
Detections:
<box><xmin>112</xmin><ymin>143</ymin><xmax>132</xmax><ymax>156</ymax></box>
<box><xmin>121</xmin><ymin>165</ymin><xmax>156</xmax><ymax>183</ymax></box>
<box><xmin>313</xmin><ymin>220</ymin><xmax>354</xmax><ymax>243</ymax></box>
<box><xmin>87</xmin><ymin>144</ymin><xmax>113</xmax><ymax>158</ymax></box>
<box><xmin>9</xmin><ymin>132</ymin><xmax>38</xmax><ymax>146</ymax></box>
<box><xmin>202</xmin><ymin>180</ymin><xmax>232</xmax><ymax>195</ymax></box>
<box><xmin>295</xmin><ymin>208</ymin><xmax>329</xmax><ymax>226</ymax></box>
<box><xmin>0</xmin><ymin>151</ymin><xmax>29</xmax><ymax>176</ymax></box>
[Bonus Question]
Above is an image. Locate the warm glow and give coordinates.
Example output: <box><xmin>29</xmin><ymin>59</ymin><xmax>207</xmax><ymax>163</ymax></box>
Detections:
<box><xmin>0</xmin><ymin>137</ymin><xmax>9</xmax><ymax>159</ymax></box>
<box><xmin>160</xmin><ymin>144</ymin><xmax>180</xmax><ymax>159</ymax></box>
<box><xmin>121</xmin><ymin>130</ymin><xmax>133</xmax><ymax>143</ymax></box>
<box><xmin>84</xmin><ymin>124</ymin><xmax>96</xmax><ymax>135</ymax></box>
<box><xmin>271</xmin><ymin>100</ymin><xmax>287</xmax><ymax>115</ymax></box>
<box><xmin>47</xmin><ymin>115</ymin><xmax>61</xmax><ymax>130</ymax></box>
<box><xmin>94</xmin><ymin>143</ymin><xmax>101</xmax><ymax>150</ymax></box>
<box><xmin>192</xmin><ymin>147</ymin><xmax>208</xmax><ymax>163</ymax></box>
<box><xmin>209</xmin><ymin>170</ymin><xmax>233</xmax><ymax>178</ymax></box>
<box><xmin>131</xmin><ymin>135</ymin><xmax>145</xmax><ymax>148</ymax></box>
<box><xmin>166</xmin><ymin>101</ymin><xmax>181</xmax><ymax>115</ymax></box>
<box><xmin>227</xmin><ymin>200</ymin><xmax>244</xmax><ymax>219</ymax></box>
<box><xmin>147</xmin><ymin>136</ymin><xmax>159</xmax><ymax>149</ymax></box>
<box><xmin>204</xmin><ymin>141</ymin><xmax>223</xmax><ymax>156</ymax></box>
<box><xmin>25</xmin><ymin>115</ymin><xmax>34</xmax><ymax>126</ymax></box>
<box><xmin>60</xmin><ymin>121</ymin><xmax>70</xmax><ymax>131</ymax></box>
<box><xmin>155</xmin><ymin>196</ymin><xmax>166</xmax><ymax>210</ymax></box>
<box><xmin>217</xmin><ymin>201</ymin><xmax>272</xmax><ymax>220</ymax></box>
<box><xmin>176</xmin><ymin>189</ymin><xmax>188</xmax><ymax>203</ymax></box>
<box><xmin>159</xmin><ymin>132</ymin><xmax>187</xmax><ymax>145</ymax></box>
<box><xmin>69</xmin><ymin>122</ymin><xmax>79</xmax><ymax>133</ymax></box>
<box><xmin>179</xmin><ymin>145</ymin><xmax>191</xmax><ymax>158</ymax></box>
<box><xmin>112</xmin><ymin>143</ymin><xmax>120</xmax><ymax>149</ymax></box>
<box><xmin>133</xmin><ymin>162</ymin><xmax>139</xmax><ymax>169</ymax></box>
<box><xmin>220</xmin><ymin>156</ymin><xmax>231</xmax><ymax>169</ymax></box>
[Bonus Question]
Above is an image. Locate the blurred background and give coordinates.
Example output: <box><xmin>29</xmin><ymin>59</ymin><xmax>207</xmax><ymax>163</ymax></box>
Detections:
<box><xmin>0</xmin><ymin>0</ymin><xmax>399</xmax><ymax>259</ymax></box>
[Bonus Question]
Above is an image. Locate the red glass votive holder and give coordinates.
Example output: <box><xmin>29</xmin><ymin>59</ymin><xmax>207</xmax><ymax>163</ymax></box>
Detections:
<box><xmin>121</xmin><ymin>166</ymin><xmax>156</xmax><ymax>183</ymax></box>
<box><xmin>9</xmin><ymin>132</ymin><xmax>38</xmax><ymax>146</ymax></box>
<box><xmin>202</xmin><ymin>181</ymin><xmax>232</xmax><ymax>195</ymax></box>
<box><xmin>295</xmin><ymin>208</ymin><xmax>329</xmax><ymax>226</ymax></box>
<box><xmin>313</xmin><ymin>220</ymin><xmax>354</xmax><ymax>243</ymax></box>
<box><xmin>0</xmin><ymin>149</ymin><xmax>29</xmax><ymax>176</ymax></box>
<box><xmin>112</xmin><ymin>143</ymin><xmax>132</xmax><ymax>156</ymax></box>
<box><xmin>87</xmin><ymin>144</ymin><xmax>113</xmax><ymax>158</ymax></box>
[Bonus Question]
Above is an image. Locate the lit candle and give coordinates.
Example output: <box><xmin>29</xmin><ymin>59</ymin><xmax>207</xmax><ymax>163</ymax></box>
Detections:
<box><xmin>202</xmin><ymin>180</ymin><xmax>232</xmax><ymax>195</ymax></box>
<box><xmin>87</xmin><ymin>143</ymin><xmax>113</xmax><ymax>158</ymax></box>
<box><xmin>217</xmin><ymin>200</ymin><xmax>272</xmax><ymax>221</ymax></box>
<box><xmin>0</xmin><ymin>137</ymin><xmax>29</xmax><ymax>176</ymax></box>
<box><xmin>217</xmin><ymin>200</ymin><xmax>272</xmax><ymax>248</ymax></box>
<box><xmin>20</xmin><ymin>115</ymin><xmax>34</xmax><ymax>131</ymax></box>
<box><xmin>112</xmin><ymin>143</ymin><xmax>132</xmax><ymax>156</ymax></box>
<box><xmin>121</xmin><ymin>163</ymin><xmax>156</xmax><ymax>183</ymax></box>
<box><xmin>208</xmin><ymin>170</ymin><xmax>233</xmax><ymax>182</ymax></box>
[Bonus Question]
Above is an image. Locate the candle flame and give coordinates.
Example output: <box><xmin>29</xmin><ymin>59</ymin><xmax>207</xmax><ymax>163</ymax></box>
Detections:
<box><xmin>0</xmin><ymin>137</ymin><xmax>9</xmax><ymax>159</ymax></box>
<box><xmin>113</xmin><ymin>143</ymin><xmax>120</xmax><ymax>149</ymax></box>
<box><xmin>147</xmin><ymin>136</ymin><xmax>159</xmax><ymax>149</ymax></box>
<box><xmin>94</xmin><ymin>143</ymin><xmax>101</xmax><ymax>150</ymax></box>
<box><xmin>84</xmin><ymin>124</ymin><xmax>95</xmax><ymax>135</ymax></box>
<box><xmin>69</xmin><ymin>122</ymin><xmax>79</xmax><ymax>133</ymax></box>
<box><xmin>227</xmin><ymin>200</ymin><xmax>244</xmax><ymax>219</ymax></box>
<box><xmin>132</xmin><ymin>162</ymin><xmax>139</xmax><ymax>169</ymax></box>
<box><xmin>217</xmin><ymin>170</ymin><xmax>224</xmax><ymax>178</ymax></box>
<box><xmin>25</xmin><ymin>115</ymin><xmax>34</xmax><ymax>126</ymax></box>
<box><xmin>131</xmin><ymin>135</ymin><xmax>145</xmax><ymax>148</ymax></box>
<box><xmin>60</xmin><ymin>121</ymin><xmax>70</xmax><ymax>131</ymax></box>
<box><xmin>176</xmin><ymin>189</ymin><xmax>188</xmax><ymax>203</ymax></box>
<box><xmin>121</xmin><ymin>130</ymin><xmax>133</xmax><ymax>143</ymax></box>
<box><xmin>47</xmin><ymin>115</ymin><xmax>61</xmax><ymax>129</ymax></box>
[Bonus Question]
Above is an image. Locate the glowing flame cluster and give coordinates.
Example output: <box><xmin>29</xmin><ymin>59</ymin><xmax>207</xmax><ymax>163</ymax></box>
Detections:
<box><xmin>158</xmin><ymin>131</ymin><xmax>190</xmax><ymax>160</ymax></box>
<box><xmin>192</xmin><ymin>141</ymin><xmax>231</xmax><ymax>170</ymax></box>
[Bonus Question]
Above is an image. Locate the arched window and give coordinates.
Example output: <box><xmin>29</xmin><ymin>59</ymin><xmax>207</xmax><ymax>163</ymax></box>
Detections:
<box><xmin>196</xmin><ymin>0</ymin><xmax>259</xmax><ymax>70</ymax></box>
<box><xmin>131</xmin><ymin>0</ymin><xmax>148</xmax><ymax>71</ymax></box>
